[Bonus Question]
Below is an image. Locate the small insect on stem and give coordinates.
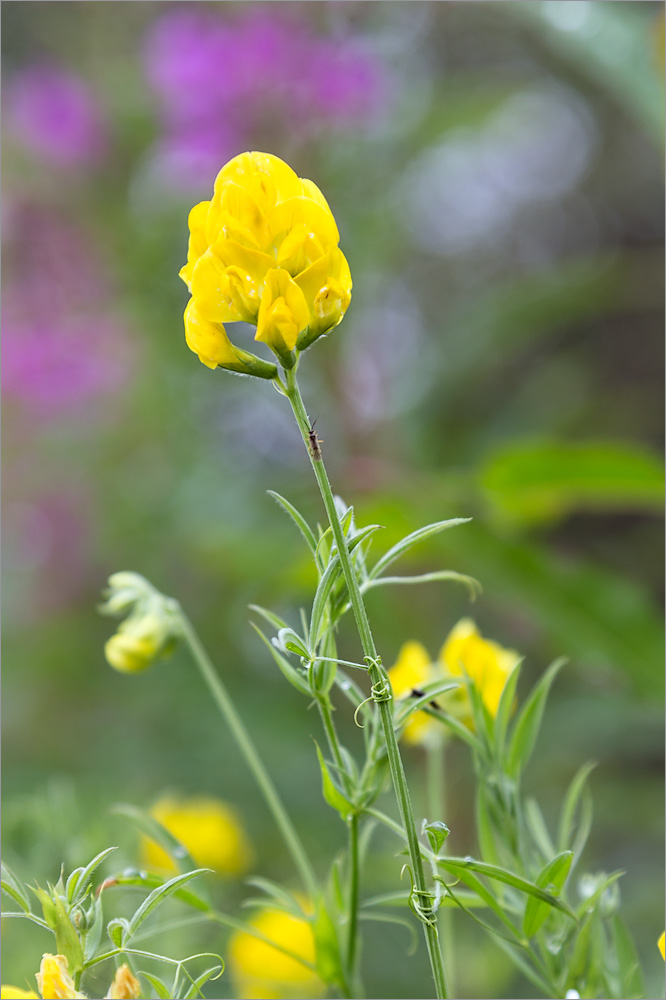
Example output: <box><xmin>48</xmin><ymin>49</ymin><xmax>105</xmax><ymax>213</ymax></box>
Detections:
<box><xmin>307</xmin><ymin>420</ymin><xmax>323</xmax><ymax>462</ymax></box>
<box><xmin>411</xmin><ymin>687</ymin><xmax>441</xmax><ymax>710</ymax></box>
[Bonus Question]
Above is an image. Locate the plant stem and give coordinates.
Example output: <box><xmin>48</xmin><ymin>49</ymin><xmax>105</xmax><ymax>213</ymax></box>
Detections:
<box><xmin>347</xmin><ymin>812</ymin><xmax>361</xmax><ymax>990</ymax></box>
<box><xmin>178</xmin><ymin>609</ymin><xmax>318</xmax><ymax>902</ymax></box>
<box><xmin>284</xmin><ymin>366</ymin><xmax>448</xmax><ymax>999</ymax></box>
<box><xmin>427</xmin><ymin>743</ymin><xmax>456</xmax><ymax>999</ymax></box>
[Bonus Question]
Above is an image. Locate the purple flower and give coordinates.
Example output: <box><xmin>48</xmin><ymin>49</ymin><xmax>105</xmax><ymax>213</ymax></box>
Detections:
<box><xmin>2</xmin><ymin>207</ymin><xmax>132</xmax><ymax>417</ymax></box>
<box><xmin>142</xmin><ymin>6</ymin><xmax>388</xmax><ymax>192</ymax></box>
<box><xmin>5</xmin><ymin>64</ymin><xmax>107</xmax><ymax>167</ymax></box>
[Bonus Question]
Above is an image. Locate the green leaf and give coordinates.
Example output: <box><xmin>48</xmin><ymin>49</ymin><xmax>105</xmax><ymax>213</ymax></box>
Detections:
<box><xmin>66</xmin><ymin>846</ymin><xmax>118</xmax><ymax>905</ymax></box>
<box><xmin>267</xmin><ymin>491</ymin><xmax>318</xmax><ymax>557</ymax></box>
<box><xmin>394</xmin><ymin>681</ymin><xmax>460</xmax><ymax>730</ymax></box>
<box><xmin>423</xmin><ymin>820</ymin><xmax>450</xmax><ymax>854</ymax></box>
<box><xmin>125</xmin><ymin>870</ymin><xmax>210</xmax><ymax>942</ymax></box>
<box><xmin>438</xmin><ymin>856</ymin><xmax>578</xmax><ymax>923</ymax></box>
<box><xmin>251</xmin><ymin>623</ymin><xmax>311</xmax><ymax>697</ymax></box>
<box><xmin>314</xmin><ymin>742</ymin><xmax>353</xmax><ymax>820</ymax></box>
<box><xmin>107</xmin><ymin>917</ymin><xmax>129</xmax><ymax>947</ymax></box>
<box><xmin>50</xmin><ymin>891</ymin><xmax>84</xmax><ymax>973</ymax></box>
<box><xmin>362</xmin><ymin>569</ymin><xmax>482</xmax><ymax>600</ymax></box>
<box><xmin>362</xmin><ymin>888</ymin><xmax>488</xmax><ymax>909</ymax></box>
<box><xmin>102</xmin><ymin>871</ymin><xmax>210</xmax><ymax>913</ymax></box>
<box><xmin>524</xmin><ymin>798</ymin><xmax>556</xmax><ymax>863</ymax></box>
<box><xmin>612</xmin><ymin>915</ymin><xmax>645</xmax><ymax>1000</ymax></box>
<box><xmin>139</xmin><ymin>973</ymin><xmax>173</xmax><ymax>999</ymax></box>
<box><xmin>506</xmin><ymin>658</ymin><xmax>566</xmax><ymax>777</ymax></box>
<box><xmin>83</xmin><ymin>895</ymin><xmax>105</xmax><ymax>963</ymax></box>
<box><xmin>480</xmin><ymin>440</ymin><xmax>665</xmax><ymax>525</ymax></box>
<box><xmin>1</xmin><ymin>862</ymin><xmax>31</xmax><ymax>913</ymax></box>
<box><xmin>248</xmin><ymin>604</ymin><xmax>290</xmax><ymax>632</ymax></box>
<box><xmin>313</xmin><ymin>900</ymin><xmax>344</xmax><ymax>987</ymax></box>
<box><xmin>523</xmin><ymin>850</ymin><xmax>573</xmax><ymax>937</ymax></box>
<box><xmin>310</xmin><ymin>554</ymin><xmax>343</xmax><ymax>647</ymax></box>
<box><xmin>493</xmin><ymin>659</ymin><xmax>522</xmax><ymax>762</ymax></box>
<box><xmin>369</xmin><ymin>518</ymin><xmax>472</xmax><ymax>581</ymax></box>
<box><xmin>422</xmin><ymin>706</ymin><xmax>483</xmax><ymax>753</ymax></box>
<box><xmin>557</xmin><ymin>761</ymin><xmax>597</xmax><ymax>853</ymax></box>
<box><xmin>440</xmin><ymin>869</ymin><xmax>523</xmax><ymax>940</ymax></box>
<box><xmin>273</xmin><ymin>627</ymin><xmax>310</xmax><ymax>658</ymax></box>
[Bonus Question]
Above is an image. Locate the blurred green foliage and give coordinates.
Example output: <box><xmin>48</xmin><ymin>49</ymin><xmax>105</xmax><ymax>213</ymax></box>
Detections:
<box><xmin>2</xmin><ymin>2</ymin><xmax>663</xmax><ymax>998</ymax></box>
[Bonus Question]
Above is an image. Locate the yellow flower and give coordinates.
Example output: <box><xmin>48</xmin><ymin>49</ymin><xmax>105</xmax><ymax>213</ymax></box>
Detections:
<box><xmin>105</xmin><ymin>965</ymin><xmax>141</xmax><ymax>1000</ymax></box>
<box><xmin>659</xmin><ymin>931</ymin><xmax>665</xmax><ymax>960</ymax></box>
<box><xmin>388</xmin><ymin>621</ymin><xmax>520</xmax><ymax>745</ymax></box>
<box><xmin>440</xmin><ymin>618</ymin><xmax>520</xmax><ymax>721</ymax></box>
<box><xmin>229</xmin><ymin>906</ymin><xmax>325</xmax><ymax>1000</ymax></box>
<box><xmin>180</xmin><ymin>151</ymin><xmax>351</xmax><ymax>371</ymax></box>
<box><xmin>387</xmin><ymin>641</ymin><xmax>439</xmax><ymax>746</ymax></box>
<box><xmin>35</xmin><ymin>955</ymin><xmax>86</xmax><ymax>1000</ymax></box>
<box><xmin>141</xmin><ymin>794</ymin><xmax>253</xmax><ymax>876</ymax></box>
<box><xmin>101</xmin><ymin>573</ymin><xmax>179</xmax><ymax>675</ymax></box>
<box><xmin>1</xmin><ymin>989</ymin><xmax>39</xmax><ymax>999</ymax></box>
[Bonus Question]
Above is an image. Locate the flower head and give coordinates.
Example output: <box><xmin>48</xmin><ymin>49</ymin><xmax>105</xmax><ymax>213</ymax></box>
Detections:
<box><xmin>105</xmin><ymin>965</ymin><xmax>141</xmax><ymax>1000</ymax></box>
<box><xmin>229</xmin><ymin>905</ymin><xmax>325</xmax><ymax>999</ymax></box>
<box><xmin>659</xmin><ymin>931</ymin><xmax>665</xmax><ymax>960</ymax></box>
<box><xmin>180</xmin><ymin>151</ymin><xmax>351</xmax><ymax>372</ymax></box>
<box><xmin>141</xmin><ymin>794</ymin><xmax>253</xmax><ymax>876</ymax></box>
<box><xmin>1</xmin><ymin>988</ymin><xmax>39</xmax><ymax>999</ymax></box>
<box><xmin>388</xmin><ymin>620</ymin><xmax>520</xmax><ymax>745</ymax></box>
<box><xmin>35</xmin><ymin>955</ymin><xmax>85</xmax><ymax>1000</ymax></box>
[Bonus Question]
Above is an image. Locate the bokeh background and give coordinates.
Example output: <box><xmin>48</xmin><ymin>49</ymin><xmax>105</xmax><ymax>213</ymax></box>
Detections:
<box><xmin>2</xmin><ymin>2</ymin><xmax>664</xmax><ymax>997</ymax></box>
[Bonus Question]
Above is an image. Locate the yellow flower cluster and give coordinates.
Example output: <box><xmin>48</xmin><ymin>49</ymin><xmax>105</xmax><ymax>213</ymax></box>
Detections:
<box><xmin>2</xmin><ymin>956</ymin><xmax>140</xmax><ymax>1000</ymax></box>
<box><xmin>388</xmin><ymin>618</ymin><xmax>520</xmax><ymax>745</ymax></box>
<box><xmin>229</xmin><ymin>905</ymin><xmax>325</xmax><ymax>1000</ymax></box>
<box><xmin>180</xmin><ymin>151</ymin><xmax>352</xmax><ymax>374</ymax></box>
<box><xmin>141</xmin><ymin>794</ymin><xmax>253</xmax><ymax>876</ymax></box>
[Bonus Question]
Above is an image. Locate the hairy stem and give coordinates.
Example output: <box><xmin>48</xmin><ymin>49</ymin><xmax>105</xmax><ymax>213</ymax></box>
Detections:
<box><xmin>283</xmin><ymin>366</ymin><xmax>448</xmax><ymax>999</ymax></box>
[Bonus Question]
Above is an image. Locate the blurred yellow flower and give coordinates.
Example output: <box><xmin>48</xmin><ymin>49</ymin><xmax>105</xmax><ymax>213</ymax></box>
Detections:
<box><xmin>387</xmin><ymin>641</ymin><xmax>439</xmax><ymax>746</ymax></box>
<box><xmin>141</xmin><ymin>794</ymin><xmax>252</xmax><ymax>876</ymax></box>
<box><xmin>388</xmin><ymin>620</ymin><xmax>520</xmax><ymax>745</ymax></box>
<box><xmin>105</xmin><ymin>965</ymin><xmax>141</xmax><ymax>1000</ymax></box>
<box><xmin>440</xmin><ymin>618</ymin><xmax>520</xmax><ymax>721</ymax></box>
<box><xmin>658</xmin><ymin>930</ymin><xmax>665</xmax><ymax>960</ymax></box>
<box><xmin>180</xmin><ymin>151</ymin><xmax>351</xmax><ymax>371</ymax></box>
<box><xmin>35</xmin><ymin>955</ymin><xmax>85</xmax><ymax>1000</ymax></box>
<box><xmin>229</xmin><ymin>905</ymin><xmax>326</xmax><ymax>1000</ymax></box>
<box><xmin>1</xmin><ymin>988</ymin><xmax>39</xmax><ymax>999</ymax></box>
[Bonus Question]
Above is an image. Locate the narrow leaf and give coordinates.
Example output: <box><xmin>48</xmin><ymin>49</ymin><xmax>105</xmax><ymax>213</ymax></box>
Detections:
<box><xmin>139</xmin><ymin>973</ymin><xmax>173</xmax><ymax>999</ymax></box>
<box><xmin>1</xmin><ymin>863</ymin><xmax>31</xmax><ymax>913</ymax></box>
<box><xmin>369</xmin><ymin>518</ymin><xmax>472</xmax><ymax>580</ymax></box>
<box><xmin>67</xmin><ymin>847</ymin><xmax>118</xmax><ymax>904</ymax></box>
<box><xmin>248</xmin><ymin>604</ymin><xmax>290</xmax><ymax>632</ymax></box>
<box><xmin>125</xmin><ymin>870</ymin><xmax>210</xmax><ymax>941</ymax></box>
<box><xmin>363</xmin><ymin>570</ymin><xmax>482</xmax><ymax>599</ymax></box>
<box><xmin>314</xmin><ymin>742</ymin><xmax>353</xmax><ymax>820</ymax></box>
<box><xmin>438</xmin><ymin>857</ymin><xmax>578</xmax><ymax>923</ymax></box>
<box><xmin>506</xmin><ymin>658</ymin><xmax>566</xmax><ymax>777</ymax></box>
<box><xmin>267</xmin><ymin>491</ymin><xmax>318</xmax><ymax>556</ymax></box>
<box><xmin>112</xmin><ymin>804</ymin><xmax>199</xmax><ymax>876</ymax></box>
<box><xmin>251</xmin><ymin>624</ymin><xmax>311</xmax><ymax>697</ymax></box>
<box><xmin>557</xmin><ymin>761</ymin><xmax>597</xmax><ymax>853</ymax></box>
<box><xmin>523</xmin><ymin>850</ymin><xmax>573</xmax><ymax>937</ymax></box>
<box><xmin>493</xmin><ymin>659</ymin><xmax>522</xmax><ymax>762</ymax></box>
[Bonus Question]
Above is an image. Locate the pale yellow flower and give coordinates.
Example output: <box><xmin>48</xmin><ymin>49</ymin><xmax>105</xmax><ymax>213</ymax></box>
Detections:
<box><xmin>180</xmin><ymin>151</ymin><xmax>351</xmax><ymax>371</ymax></box>
<box><xmin>229</xmin><ymin>906</ymin><xmax>325</xmax><ymax>1000</ymax></box>
<box><xmin>659</xmin><ymin>931</ymin><xmax>665</xmax><ymax>960</ymax></box>
<box><xmin>105</xmin><ymin>965</ymin><xmax>141</xmax><ymax>1000</ymax></box>
<box><xmin>141</xmin><ymin>794</ymin><xmax>252</xmax><ymax>876</ymax></box>
<box><xmin>35</xmin><ymin>955</ymin><xmax>86</xmax><ymax>1000</ymax></box>
<box><xmin>1</xmin><ymin>988</ymin><xmax>39</xmax><ymax>999</ymax></box>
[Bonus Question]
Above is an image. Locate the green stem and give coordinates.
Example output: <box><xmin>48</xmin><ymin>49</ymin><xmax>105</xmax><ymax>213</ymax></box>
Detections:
<box><xmin>284</xmin><ymin>366</ymin><xmax>448</xmax><ymax>1000</ymax></box>
<box><xmin>427</xmin><ymin>744</ymin><xmax>455</xmax><ymax>1000</ymax></box>
<box><xmin>347</xmin><ymin>812</ymin><xmax>361</xmax><ymax>991</ymax></box>
<box><xmin>178</xmin><ymin>610</ymin><xmax>318</xmax><ymax>902</ymax></box>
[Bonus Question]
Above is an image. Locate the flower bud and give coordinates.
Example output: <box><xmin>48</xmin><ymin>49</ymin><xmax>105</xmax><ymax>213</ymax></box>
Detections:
<box><xmin>100</xmin><ymin>572</ymin><xmax>180</xmax><ymax>675</ymax></box>
<box><xmin>105</xmin><ymin>964</ymin><xmax>141</xmax><ymax>1000</ymax></box>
